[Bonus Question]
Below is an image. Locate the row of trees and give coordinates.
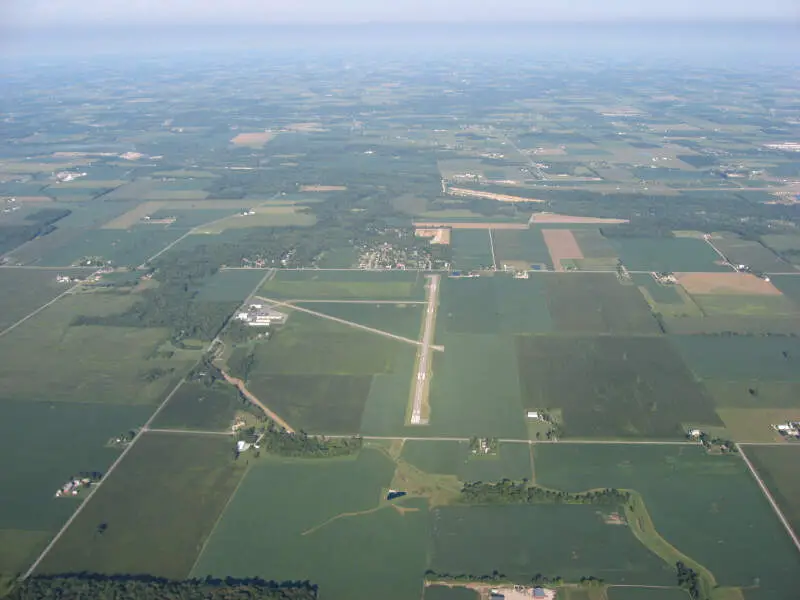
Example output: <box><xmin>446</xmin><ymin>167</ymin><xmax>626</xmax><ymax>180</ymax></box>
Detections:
<box><xmin>460</xmin><ymin>479</ymin><xmax>630</xmax><ymax>506</ymax></box>
<box><xmin>242</xmin><ymin>423</ymin><xmax>363</xmax><ymax>459</ymax></box>
<box><xmin>9</xmin><ymin>574</ymin><xmax>317</xmax><ymax>600</ymax></box>
<box><xmin>424</xmin><ymin>570</ymin><xmax>604</xmax><ymax>588</ymax></box>
<box><xmin>676</xmin><ymin>561</ymin><xmax>704</xmax><ymax>599</ymax></box>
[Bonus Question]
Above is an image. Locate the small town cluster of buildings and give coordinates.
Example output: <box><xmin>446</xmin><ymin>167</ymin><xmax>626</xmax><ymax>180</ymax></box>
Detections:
<box><xmin>56</xmin><ymin>266</ymin><xmax>114</xmax><ymax>285</ymax></box>
<box><xmin>54</xmin><ymin>171</ymin><xmax>87</xmax><ymax>183</ymax></box>
<box><xmin>235</xmin><ymin>304</ymin><xmax>287</xmax><ymax>327</ymax></box>
<box><xmin>54</xmin><ymin>475</ymin><xmax>99</xmax><ymax>498</ymax></box>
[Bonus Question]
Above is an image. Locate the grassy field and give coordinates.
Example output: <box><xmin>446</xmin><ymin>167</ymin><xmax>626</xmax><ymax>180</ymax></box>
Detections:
<box><xmin>611</xmin><ymin>238</ymin><xmax>729</xmax><ymax>272</ymax></box>
<box><xmin>761</xmin><ymin>235</ymin><xmax>800</xmax><ymax>267</ymax></box>
<box><xmin>358</xmin><ymin>345</ymin><xmax>418</xmax><ymax>437</ymax></box>
<box><xmin>437</xmin><ymin>276</ymin><xmax>553</xmax><ymax>335</ymax></box>
<box><xmin>607</xmin><ymin>588</ymin><xmax>689</xmax><ymax>600</ymax></box>
<box><xmin>430</xmin><ymin>504</ymin><xmax>673</xmax><ymax>585</ymax></box>
<box><xmin>193</xmin><ymin>207</ymin><xmax>315</xmax><ymax>232</ymax></box>
<box><xmin>36</xmin><ymin>433</ymin><xmax>247</xmax><ymax>579</ymax></box>
<box><xmin>0</xmin><ymin>268</ymin><xmax>88</xmax><ymax>330</ymax></box>
<box><xmin>451</xmin><ymin>230</ymin><xmax>495</xmax><ymax>270</ymax></box>
<box><xmin>0</xmin><ymin>292</ymin><xmax>198</xmax><ymax>405</ymax></box>
<box><xmin>745</xmin><ymin>445</ymin><xmax>800</xmax><ymax>536</ymax></box>
<box><xmin>517</xmin><ymin>336</ymin><xmax>721</xmax><ymax>439</ymax></box>
<box><xmin>424</xmin><ymin>586</ymin><xmax>479</xmax><ymax>600</ymax></box>
<box><xmin>572</xmin><ymin>228</ymin><xmax>619</xmax><ymax>259</ymax></box>
<box><xmin>426</xmin><ymin>333</ymin><xmax>527</xmax><ymax>439</ymax></box>
<box><xmin>194</xmin><ymin>269</ymin><xmax>267</xmax><ymax>302</ymax></box>
<box><xmin>492</xmin><ymin>229</ymin><xmax>552</xmax><ymax>268</ymax></box>
<box><xmin>771</xmin><ymin>275</ymin><xmax>800</xmax><ymax>305</ymax></box>
<box><xmin>687</xmin><ymin>293</ymin><xmax>798</xmax><ymax>318</ymax></box>
<box><xmin>260</xmin><ymin>269</ymin><xmax>425</xmax><ymax>300</ymax></box>
<box><xmin>670</xmin><ymin>336</ymin><xmax>800</xmax><ymax>381</ymax></box>
<box><xmin>459</xmin><ymin>442</ymin><xmax>534</xmax><ymax>482</ymax></box>
<box><xmin>711</xmin><ymin>235</ymin><xmax>790</xmax><ymax>273</ymax></box>
<box><xmin>545</xmin><ymin>273</ymin><xmax>661</xmax><ymax>334</ymax></box>
<box><xmin>191</xmin><ymin>449</ymin><xmax>429</xmax><ymax>600</ymax></box>
<box><xmin>293</xmin><ymin>301</ymin><xmax>424</xmax><ymax>340</ymax></box>
<box><xmin>151</xmin><ymin>381</ymin><xmax>243</xmax><ymax>431</ymax></box>
<box><xmin>534</xmin><ymin>444</ymin><xmax>800</xmax><ymax>596</ymax></box>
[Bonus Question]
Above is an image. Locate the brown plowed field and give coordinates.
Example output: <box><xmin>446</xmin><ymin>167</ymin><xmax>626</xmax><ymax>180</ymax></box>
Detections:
<box><xmin>530</xmin><ymin>213</ymin><xmax>629</xmax><ymax>224</ymax></box>
<box><xmin>446</xmin><ymin>187</ymin><xmax>545</xmax><ymax>203</ymax></box>
<box><xmin>230</xmin><ymin>131</ymin><xmax>275</xmax><ymax>147</ymax></box>
<box><xmin>542</xmin><ymin>229</ymin><xmax>584</xmax><ymax>271</ymax></box>
<box><xmin>415</xmin><ymin>228</ymin><xmax>451</xmax><ymax>244</ymax></box>
<box><xmin>676</xmin><ymin>272</ymin><xmax>783</xmax><ymax>295</ymax></box>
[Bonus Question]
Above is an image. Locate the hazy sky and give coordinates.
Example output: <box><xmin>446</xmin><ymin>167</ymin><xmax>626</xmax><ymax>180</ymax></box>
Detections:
<box><xmin>7</xmin><ymin>0</ymin><xmax>799</xmax><ymax>27</ymax></box>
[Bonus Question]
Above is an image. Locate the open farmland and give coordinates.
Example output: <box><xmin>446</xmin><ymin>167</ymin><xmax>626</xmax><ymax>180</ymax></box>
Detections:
<box><xmin>534</xmin><ymin>444</ymin><xmax>800</xmax><ymax>597</ymax></box>
<box><xmin>545</xmin><ymin>273</ymin><xmax>661</xmax><ymax>334</ymax></box>
<box><xmin>151</xmin><ymin>381</ymin><xmax>243</xmax><ymax>432</ymax></box>
<box><xmin>293</xmin><ymin>301</ymin><xmax>425</xmax><ymax>340</ymax></box>
<box><xmin>451</xmin><ymin>229</ymin><xmax>495</xmax><ymax>270</ymax></box>
<box><xmin>517</xmin><ymin>335</ymin><xmax>721</xmax><ymax>439</ymax></box>
<box><xmin>670</xmin><ymin>336</ymin><xmax>800</xmax><ymax>381</ymax></box>
<box><xmin>191</xmin><ymin>449</ymin><xmax>429</xmax><ymax>600</ymax></box>
<box><xmin>491</xmin><ymin>228</ymin><xmax>552</xmax><ymax>268</ymax></box>
<box><xmin>36</xmin><ymin>433</ymin><xmax>247</xmax><ymax>578</ymax></box>
<box><xmin>100</xmin><ymin>200</ymin><xmax>249</xmax><ymax>229</ymax></box>
<box><xmin>0</xmin><ymin>400</ymin><xmax>151</xmax><ymax>576</ymax></box>
<box><xmin>430</xmin><ymin>504</ymin><xmax>673</xmax><ymax>586</ymax></box>
<box><xmin>260</xmin><ymin>269</ymin><xmax>425</xmax><ymax>300</ymax></box>
<box><xmin>194</xmin><ymin>206</ymin><xmax>316</xmax><ymax>232</ymax></box>
<box><xmin>0</xmin><ymin>292</ymin><xmax>198</xmax><ymax>405</ymax></box>
<box><xmin>542</xmin><ymin>228</ymin><xmax>584</xmax><ymax>271</ymax></box>
<box><xmin>611</xmin><ymin>237</ymin><xmax>729</xmax><ymax>272</ymax></box>
<box><xmin>746</xmin><ymin>445</ymin><xmax>800</xmax><ymax>536</ymax></box>
<box><xmin>194</xmin><ymin>268</ymin><xmax>268</xmax><ymax>302</ymax></box>
<box><xmin>711</xmin><ymin>234</ymin><xmax>792</xmax><ymax>273</ymax></box>
<box><xmin>0</xmin><ymin>268</ymin><xmax>88</xmax><ymax>330</ymax></box>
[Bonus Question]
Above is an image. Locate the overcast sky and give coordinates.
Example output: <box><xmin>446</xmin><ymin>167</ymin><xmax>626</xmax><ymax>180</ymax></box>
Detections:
<box><xmin>6</xmin><ymin>0</ymin><xmax>799</xmax><ymax>27</ymax></box>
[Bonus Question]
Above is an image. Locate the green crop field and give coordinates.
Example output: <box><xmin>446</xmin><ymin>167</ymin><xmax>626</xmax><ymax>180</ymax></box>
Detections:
<box><xmin>191</xmin><ymin>449</ymin><xmax>429</xmax><ymax>600</ymax></box>
<box><xmin>294</xmin><ymin>301</ymin><xmax>424</xmax><ymax>340</ymax></box>
<box><xmin>249</xmin><ymin>374</ymin><xmax>373</xmax><ymax>434</ymax></box>
<box><xmin>545</xmin><ymin>273</ymin><xmax>661</xmax><ymax>334</ymax></box>
<box><xmin>491</xmin><ymin>229</ymin><xmax>552</xmax><ymax>267</ymax></box>
<box><xmin>0</xmin><ymin>293</ymin><xmax>198</xmax><ymax>405</ymax></box>
<box><xmin>459</xmin><ymin>442</ymin><xmax>534</xmax><ymax>482</ymax></box>
<box><xmin>611</xmin><ymin>238</ymin><xmax>728</xmax><ymax>272</ymax></box>
<box><xmin>451</xmin><ymin>230</ymin><xmax>495</xmax><ymax>270</ymax></box>
<box><xmin>152</xmin><ymin>381</ymin><xmax>243</xmax><ymax>431</ymax></box>
<box><xmin>745</xmin><ymin>445</ymin><xmax>800</xmax><ymax>535</ymax></box>
<box><xmin>534</xmin><ymin>444</ymin><xmax>800</xmax><ymax>596</ymax></box>
<box><xmin>358</xmin><ymin>345</ymin><xmax>417</xmax><ymax>436</ymax></box>
<box><xmin>687</xmin><ymin>293</ymin><xmax>799</xmax><ymax>318</ymax></box>
<box><xmin>260</xmin><ymin>269</ymin><xmax>425</xmax><ymax>300</ymax></box>
<box><xmin>430</xmin><ymin>504</ymin><xmax>673</xmax><ymax>585</ymax></box>
<box><xmin>437</xmin><ymin>276</ymin><xmax>553</xmax><ymax>335</ymax></box>
<box><xmin>194</xmin><ymin>269</ymin><xmax>267</xmax><ymax>302</ymax></box>
<box><xmin>425</xmin><ymin>586</ymin><xmax>479</xmax><ymax>600</ymax></box>
<box><xmin>427</xmin><ymin>333</ymin><xmax>527</xmax><ymax>439</ymax></box>
<box><xmin>670</xmin><ymin>335</ymin><xmax>800</xmax><ymax>381</ymax></box>
<box><xmin>772</xmin><ymin>275</ymin><xmax>800</xmax><ymax>305</ymax></box>
<box><xmin>607</xmin><ymin>588</ymin><xmax>689</xmax><ymax>600</ymax></box>
<box><xmin>517</xmin><ymin>336</ymin><xmax>721</xmax><ymax>439</ymax></box>
<box><xmin>36</xmin><ymin>433</ymin><xmax>246</xmax><ymax>579</ymax></box>
<box><xmin>761</xmin><ymin>235</ymin><xmax>800</xmax><ymax>267</ymax></box>
<box><xmin>712</xmin><ymin>235</ymin><xmax>789</xmax><ymax>273</ymax></box>
<box><xmin>401</xmin><ymin>440</ymin><xmax>468</xmax><ymax>476</ymax></box>
<box><xmin>0</xmin><ymin>268</ymin><xmax>88</xmax><ymax>330</ymax></box>
<box><xmin>572</xmin><ymin>228</ymin><xmax>619</xmax><ymax>259</ymax></box>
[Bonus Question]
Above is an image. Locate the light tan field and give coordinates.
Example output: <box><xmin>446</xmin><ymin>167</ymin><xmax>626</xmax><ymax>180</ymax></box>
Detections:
<box><xmin>102</xmin><ymin>200</ymin><xmax>252</xmax><ymax>229</ymax></box>
<box><xmin>299</xmin><ymin>185</ymin><xmax>347</xmax><ymax>192</ymax></box>
<box><xmin>414</xmin><ymin>221</ymin><xmax>528</xmax><ymax>230</ymax></box>
<box><xmin>10</xmin><ymin>196</ymin><xmax>53</xmax><ymax>203</ymax></box>
<box><xmin>676</xmin><ymin>272</ymin><xmax>783</xmax><ymax>296</ymax></box>
<box><xmin>284</xmin><ymin>122</ymin><xmax>327</xmax><ymax>133</ymax></box>
<box><xmin>230</xmin><ymin>131</ymin><xmax>275</xmax><ymax>148</ymax></box>
<box><xmin>195</xmin><ymin>206</ymin><xmax>315</xmax><ymax>233</ymax></box>
<box><xmin>542</xmin><ymin>229</ymin><xmax>584</xmax><ymax>271</ymax></box>
<box><xmin>531</xmin><ymin>147</ymin><xmax>567</xmax><ymax>156</ymax></box>
<box><xmin>717</xmin><ymin>408</ymin><xmax>797</xmax><ymax>443</ymax></box>
<box><xmin>446</xmin><ymin>187</ymin><xmax>545</xmax><ymax>203</ymax></box>
<box><xmin>415</xmin><ymin>228</ymin><xmax>451</xmax><ymax>245</ymax></box>
<box><xmin>530</xmin><ymin>212</ymin><xmax>629</xmax><ymax>224</ymax></box>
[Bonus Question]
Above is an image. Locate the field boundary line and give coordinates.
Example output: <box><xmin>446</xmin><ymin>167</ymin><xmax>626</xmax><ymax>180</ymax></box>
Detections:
<box><xmin>488</xmin><ymin>228</ymin><xmax>497</xmax><ymax>269</ymax></box>
<box><xmin>288</xmin><ymin>299</ymin><xmax>427</xmax><ymax>304</ymax></box>
<box><xmin>0</xmin><ymin>283</ymin><xmax>80</xmax><ymax>339</ymax></box>
<box><xmin>258</xmin><ymin>296</ymin><xmax>444</xmax><ymax>352</ymax></box>
<box><xmin>737</xmin><ymin>443</ymin><xmax>800</xmax><ymax>554</ymax></box>
<box><xmin>148</xmin><ymin>428</ymin><xmax>233</xmax><ymax>436</ymax></box>
<box><xmin>188</xmin><ymin>463</ymin><xmax>253</xmax><ymax>578</ymax></box>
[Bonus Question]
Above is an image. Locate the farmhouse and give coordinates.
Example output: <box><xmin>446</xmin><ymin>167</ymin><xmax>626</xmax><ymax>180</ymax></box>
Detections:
<box><xmin>235</xmin><ymin>304</ymin><xmax>287</xmax><ymax>327</ymax></box>
<box><xmin>527</xmin><ymin>411</ymin><xmax>541</xmax><ymax>420</ymax></box>
<box><xmin>772</xmin><ymin>421</ymin><xmax>800</xmax><ymax>439</ymax></box>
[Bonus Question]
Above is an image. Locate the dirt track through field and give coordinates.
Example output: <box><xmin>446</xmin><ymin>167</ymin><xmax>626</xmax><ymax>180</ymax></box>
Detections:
<box><xmin>542</xmin><ymin>229</ymin><xmax>584</xmax><ymax>271</ymax></box>
<box><xmin>219</xmin><ymin>370</ymin><xmax>295</xmax><ymax>433</ymax></box>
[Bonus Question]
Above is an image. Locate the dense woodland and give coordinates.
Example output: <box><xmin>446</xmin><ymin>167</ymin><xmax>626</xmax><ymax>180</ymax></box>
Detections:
<box><xmin>8</xmin><ymin>574</ymin><xmax>318</xmax><ymax>600</ymax></box>
<box><xmin>460</xmin><ymin>480</ymin><xmax>631</xmax><ymax>506</ymax></box>
<box><xmin>243</xmin><ymin>423</ymin><xmax>363</xmax><ymax>459</ymax></box>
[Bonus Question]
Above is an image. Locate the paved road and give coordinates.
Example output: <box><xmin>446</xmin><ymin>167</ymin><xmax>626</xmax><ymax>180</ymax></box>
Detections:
<box><xmin>0</xmin><ymin>283</ymin><xmax>80</xmax><ymax>339</ymax></box>
<box><xmin>325</xmin><ymin>434</ymin><xmax>700</xmax><ymax>445</ymax></box>
<box><xmin>287</xmin><ymin>299</ymin><xmax>427</xmax><ymax>304</ymax></box>
<box><xmin>259</xmin><ymin>295</ymin><xmax>444</xmax><ymax>352</ymax></box>
<box><xmin>410</xmin><ymin>274</ymin><xmax>440</xmax><ymax>425</ymax></box>
<box><xmin>488</xmin><ymin>229</ymin><xmax>498</xmax><ymax>270</ymax></box>
<box><xmin>737</xmin><ymin>443</ymin><xmax>800</xmax><ymax>554</ymax></box>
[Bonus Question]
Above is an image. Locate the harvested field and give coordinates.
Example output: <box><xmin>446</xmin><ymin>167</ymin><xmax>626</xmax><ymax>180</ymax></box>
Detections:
<box><xmin>676</xmin><ymin>272</ymin><xmax>783</xmax><ymax>296</ymax></box>
<box><xmin>8</xmin><ymin>196</ymin><xmax>52</xmax><ymax>203</ymax></box>
<box><xmin>530</xmin><ymin>213</ymin><xmax>629</xmax><ymax>224</ymax></box>
<box><xmin>415</xmin><ymin>227</ymin><xmax>451</xmax><ymax>245</ymax></box>
<box><xmin>517</xmin><ymin>335</ymin><xmax>721</xmax><ymax>439</ymax></box>
<box><xmin>414</xmin><ymin>221</ymin><xmax>528</xmax><ymax>230</ymax></box>
<box><xmin>716</xmin><ymin>408</ymin><xmax>798</xmax><ymax>443</ymax></box>
<box><xmin>230</xmin><ymin>131</ymin><xmax>275</xmax><ymax>147</ymax></box>
<box><xmin>542</xmin><ymin>229</ymin><xmax>584</xmax><ymax>271</ymax></box>
<box><xmin>36</xmin><ymin>433</ymin><xmax>247</xmax><ymax>579</ymax></box>
<box><xmin>101</xmin><ymin>200</ymin><xmax>249</xmax><ymax>229</ymax></box>
<box><xmin>446</xmin><ymin>187</ymin><xmax>545</xmax><ymax>203</ymax></box>
<box><xmin>298</xmin><ymin>185</ymin><xmax>347</xmax><ymax>192</ymax></box>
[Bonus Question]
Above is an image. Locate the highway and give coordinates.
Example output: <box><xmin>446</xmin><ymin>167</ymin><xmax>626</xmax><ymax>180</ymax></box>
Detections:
<box><xmin>410</xmin><ymin>274</ymin><xmax>440</xmax><ymax>424</ymax></box>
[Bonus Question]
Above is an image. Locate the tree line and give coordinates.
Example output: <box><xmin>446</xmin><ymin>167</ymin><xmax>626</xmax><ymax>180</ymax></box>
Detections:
<box><xmin>460</xmin><ymin>479</ymin><xmax>631</xmax><ymax>506</ymax></box>
<box><xmin>8</xmin><ymin>574</ymin><xmax>317</xmax><ymax>600</ymax></box>
<box><xmin>240</xmin><ymin>422</ymin><xmax>363</xmax><ymax>459</ymax></box>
